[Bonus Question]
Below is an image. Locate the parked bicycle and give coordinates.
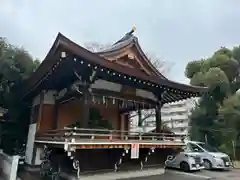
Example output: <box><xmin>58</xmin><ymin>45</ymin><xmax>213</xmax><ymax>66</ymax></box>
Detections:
<box><xmin>40</xmin><ymin>145</ymin><xmax>61</xmax><ymax>180</ymax></box>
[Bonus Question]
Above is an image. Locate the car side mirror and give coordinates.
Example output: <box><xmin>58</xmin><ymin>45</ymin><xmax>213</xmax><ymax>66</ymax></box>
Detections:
<box><xmin>167</xmin><ymin>155</ymin><xmax>174</xmax><ymax>160</ymax></box>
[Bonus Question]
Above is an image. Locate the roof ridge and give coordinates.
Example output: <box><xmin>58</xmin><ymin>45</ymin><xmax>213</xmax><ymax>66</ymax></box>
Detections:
<box><xmin>113</xmin><ymin>33</ymin><xmax>135</xmax><ymax>45</ymax></box>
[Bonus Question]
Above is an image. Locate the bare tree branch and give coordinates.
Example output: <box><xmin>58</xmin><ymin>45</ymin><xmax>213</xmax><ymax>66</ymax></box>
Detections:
<box><xmin>84</xmin><ymin>42</ymin><xmax>112</xmax><ymax>53</ymax></box>
<box><xmin>129</xmin><ymin>114</ymin><xmax>137</xmax><ymax>119</ymax></box>
<box><xmin>145</xmin><ymin>52</ymin><xmax>174</xmax><ymax>76</ymax></box>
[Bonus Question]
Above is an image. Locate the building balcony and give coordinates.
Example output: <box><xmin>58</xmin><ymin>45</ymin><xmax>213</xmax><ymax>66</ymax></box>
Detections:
<box><xmin>35</xmin><ymin>127</ymin><xmax>185</xmax><ymax>149</ymax></box>
<box><xmin>172</xmin><ymin>122</ymin><xmax>189</xmax><ymax>128</ymax></box>
<box><xmin>161</xmin><ymin>107</ymin><xmax>189</xmax><ymax>113</ymax></box>
<box><xmin>162</xmin><ymin>114</ymin><xmax>189</xmax><ymax>121</ymax></box>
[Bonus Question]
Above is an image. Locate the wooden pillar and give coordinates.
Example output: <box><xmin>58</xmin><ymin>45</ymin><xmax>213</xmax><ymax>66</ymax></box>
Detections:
<box><xmin>137</xmin><ymin>110</ymin><xmax>142</xmax><ymax>126</ymax></box>
<box><xmin>120</xmin><ymin>113</ymin><xmax>126</xmax><ymax>140</ymax></box>
<box><xmin>80</xmin><ymin>92</ymin><xmax>90</xmax><ymax>128</ymax></box>
<box><xmin>125</xmin><ymin>113</ymin><xmax>130</xmax><ymax>133</ymax></box>
<box><xmin>155</xmin><ymin>103</ymin><xmax>161</xmax><ymax>133</ymax></box>
<box><xmin>52</xmin><ymin>101</ymin><xmax>59</xmax><ymax>129</ymax></box>
<box><xmin>36</xmin><ymin>91</ymin><xmax>44</xmax><ymax>131</ymax></box>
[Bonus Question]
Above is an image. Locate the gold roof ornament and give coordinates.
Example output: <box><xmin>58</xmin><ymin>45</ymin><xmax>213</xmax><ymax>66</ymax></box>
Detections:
<box><xmin>128</xmin><ymin>25</ymin><xmax>136</xmax><ymax>35</ymax></box>
<box><xmin>132</xmin><ymin>25</ymin><xmax>136</xmax><ymax>32</ymax></box>
<box><xmin>112</xmin><ymin>26</ymin><xmax>136</xmax><ymax>45</ymax></box>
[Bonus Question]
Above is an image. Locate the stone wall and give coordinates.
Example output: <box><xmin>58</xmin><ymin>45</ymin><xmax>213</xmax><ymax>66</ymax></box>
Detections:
<box><xmin>0</xmin><ymin>149</ymin><xmax>19</xmax><ymax>180</ymax></box>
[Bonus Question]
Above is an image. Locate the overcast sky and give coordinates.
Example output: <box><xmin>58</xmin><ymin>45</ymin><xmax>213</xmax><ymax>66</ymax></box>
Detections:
<box><xmin>1</xmin><ymin>0</ymin><xmax>240</xmax><ymax>83</ymax></box>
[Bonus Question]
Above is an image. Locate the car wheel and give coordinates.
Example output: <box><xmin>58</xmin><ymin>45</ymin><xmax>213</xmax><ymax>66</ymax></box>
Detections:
<box><xmin>180</xmin><ymin>162</ymin><xmax>190</xmax><ymax>172</ymax></box>
<box><xmin>203</xmin><ymin>159</ymin><xmax>212</xmax><ymax>170</ymax></box>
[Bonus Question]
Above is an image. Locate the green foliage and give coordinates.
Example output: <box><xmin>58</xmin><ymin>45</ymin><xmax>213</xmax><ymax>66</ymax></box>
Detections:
<box><xmin>0</xmin><ymin>37</ymin><xmax>40</xmax><ymax>154</ymax></box>
<box><xmin>209</xmin><ymin>54</ymin><xmax>238</xmax><ymax>82</ymax></box>
<box><xmin>186</xmin><ymin>45</ymin><xmax>240</xmax><ymax>154</ymax></box>
<box><xmin>88</xmin><ymin>108</ymin><xmax>112</xmax><ymax>129</ymax></box>
<box><xmin>204</xmin><ymin>67</ymin><xmax>230</xmax><ymax>101</ymax></box>
<box><xmin>185</xmin><ymin>60</ymin><xmax>204</xmax><ymax>79</ymax></box>
<box><xmin>218</xmin><ymin>95</ymin><xmax>240</xmax><ymax>131</ymax></box>
<box><xmin>190</xmin><ymin>71</ymin><xmax>205</xmax><ymax>86</ymax></box>
<box><xmin>214</xmin><ymin>47</ymin><xmax>233</xmax><ymax>59</ymax></box>
<box><xmin>232</xmin><ymin>46</ymin><xmax>240</xmax><ymax>63</ymax></box>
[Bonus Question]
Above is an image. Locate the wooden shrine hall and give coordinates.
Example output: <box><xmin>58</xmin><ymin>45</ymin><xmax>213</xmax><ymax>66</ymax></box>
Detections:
<box><xmin>23</xmin><ymin>27</ymin><xmax>207</xmax><ymax>176</ymax></box>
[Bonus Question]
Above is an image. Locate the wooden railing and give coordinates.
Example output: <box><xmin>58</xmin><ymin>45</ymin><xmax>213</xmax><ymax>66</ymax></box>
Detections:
<box><xmin>35</xmin><ymin>127</ymin><xmax>186</xmax><ymax>143</ymax></box>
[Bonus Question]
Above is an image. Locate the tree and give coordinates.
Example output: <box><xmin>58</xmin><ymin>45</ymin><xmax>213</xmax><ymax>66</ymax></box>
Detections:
<box><xmin>217</xmin><ymin>94</ymin><xmax>240</xmax><ymax>155</ymax></box>
<box><xmin>185</xmin><ymin>46</ymin><xmax>240</xmax><ymax>151</ymax></box>
<box><xmin>129</xmin><ymin>109</ymin><xmax>155</xmax><ymax>127</ymax></box>
<box><xmin>0</xmin><ymin>37</ymin><xmax>40</xmax><ymax>154</ymax></box>
<box><xmin>145</xmin><ymin>52</ymin><xmax>173</xmax><ymax>76</ymax></box>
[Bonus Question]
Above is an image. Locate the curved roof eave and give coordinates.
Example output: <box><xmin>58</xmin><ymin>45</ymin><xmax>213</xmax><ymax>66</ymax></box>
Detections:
<box><xmin>22</xmin><ymin>33</ymin><xmax>63</xmax><ymax>98</ymax></box>
<box><xmin>131</xmin><ymin>37</ymin><xmax>167</xmax><ymax>79</ymax></box>
<box><xmin>22</xmin><ymin>33</ymin><xmax>208</xmax><ymax>98</ymax></box>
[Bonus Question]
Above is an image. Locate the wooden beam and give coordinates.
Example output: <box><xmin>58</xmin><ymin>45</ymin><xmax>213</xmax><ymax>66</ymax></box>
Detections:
<box><xmin>36</xmin><ymin>91</ymin><xmax>44</xmax><ymax>131</ymax></box>
<box><xmin>57</xmin><ymin>88</ymin><xmax>157</xmax><ymax>114</ymax></box>
<box><xmin>91</xmin><ymin>89</ymin><xmax>157</xmax><ymax>105</ymax></box>
<box><xmin>80</xmin><ymin>90</ymin><xmax>90</xmax><ymax>128</ymax></box>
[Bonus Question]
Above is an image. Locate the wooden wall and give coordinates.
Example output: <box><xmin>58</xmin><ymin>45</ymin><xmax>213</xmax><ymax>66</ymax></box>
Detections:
<box><xmin>57</xmin><ymin>99</ymin><xmax>83</xmax><ymax>129</ymax></box>
<box><xmin>56</xmin><ymin>99</ymin><xmax>121</xmax><ymax>130</ymax></box>
<box><xmin>39</xmin><ymin>104</ymin><xmax>54</xmax><ymax>130</ymax></box>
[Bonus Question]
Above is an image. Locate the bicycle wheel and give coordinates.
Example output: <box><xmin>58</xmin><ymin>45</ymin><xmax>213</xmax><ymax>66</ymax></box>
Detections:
<box><xmin>40</xmin><ymin>161</ymin><xmax>51</xmax><ymax>177</ymax></box>
<box><xmin>51</xmin><ymin>164</ymin><xmax>61</xmax><ymax>180</ymax></box>
<box><xmin>40</xmin><ymin>169</ymin><xmax>47</xmax><ymax>178</ymax></box>
<box><xmin>52</xmin><ymin>174</ymin><xmax>59</xmax><ymax>180</ymax></box>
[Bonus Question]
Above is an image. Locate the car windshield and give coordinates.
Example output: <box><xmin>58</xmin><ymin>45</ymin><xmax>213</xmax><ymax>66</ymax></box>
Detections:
<box><xmin>197</xmin><ymin>143</ymin><xmax>218</xmax><ymax>152</ymax></box>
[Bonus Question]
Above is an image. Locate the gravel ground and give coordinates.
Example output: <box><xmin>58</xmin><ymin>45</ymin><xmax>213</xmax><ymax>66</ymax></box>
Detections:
<box><xmin>18</xmin><ymin>168</ymin><xmax>240</xmax><ymax>180</ymax></box>
<box><xmin>192</xmin><ymin>169</ymin><xmax>240</xmax><ymax>180</ymax></box>
<box><xmin>123</xmin><ymin>173</ymin><xmax>209</xmax><ymax>180</ymax></box>
<box><xmin>122</xmin><ymin>170</ymin><xmax>211</xmax><ymax>180</ymax></box>
<box><xmin>121</xmin><ymin>169</ymin><xmax>240</xmax><ymax>180</ymax></box>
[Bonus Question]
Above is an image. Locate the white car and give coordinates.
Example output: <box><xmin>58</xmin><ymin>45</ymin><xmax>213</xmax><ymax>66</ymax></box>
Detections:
<box><xmin>165</xmin><ymin>151</ymin><xmax>204</xmax><ymax>172</ymax></box>
<box><xmin>185</xmin><ymin>141</ymin><xmax>232</xmax><ymax>170</ymax></box>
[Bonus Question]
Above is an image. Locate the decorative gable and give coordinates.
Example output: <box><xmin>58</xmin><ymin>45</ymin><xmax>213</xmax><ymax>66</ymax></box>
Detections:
<box><xmin>100</xmin><ymin>47</ymin><xmax>154</xmax><ymax>76</ymax></box>
<box><xmin>97</xmin><ymin>27</ymin><xmax>166</xmax><ymax>79</ymax></box>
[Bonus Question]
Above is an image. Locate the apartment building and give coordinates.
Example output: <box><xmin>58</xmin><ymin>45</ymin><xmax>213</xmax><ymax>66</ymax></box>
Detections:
<box><xmin>130</xmin><ymin>98</ymin><xmax>198</xmax><ymax>135</ymax></box>
<box><xmin>161</xmin><ymin>98</ymin><xmax>197</xmax><ymax>135</ymax></box>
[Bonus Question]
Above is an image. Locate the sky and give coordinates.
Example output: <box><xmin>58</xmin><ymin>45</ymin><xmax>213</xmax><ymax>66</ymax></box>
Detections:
<box><xmin>1</xmin><ymin>0</ymin><xmax>240</xmax><ymax>83</ymax></box>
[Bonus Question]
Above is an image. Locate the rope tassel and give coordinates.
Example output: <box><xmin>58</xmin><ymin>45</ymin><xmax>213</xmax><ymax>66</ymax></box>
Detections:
<box><xmin>73</xmin><ymin>159</ymin><xmax>80</xmax><ymax>179</ymax></box>
<box><xmin>140</xmin><ymin>148</ymin><xmax>155</xmax><ymax>170</ymax></box>
<box><xmin>114</xmin><ymin>149</ymin><xmax>128</xmax><ymax>172</ymax></box>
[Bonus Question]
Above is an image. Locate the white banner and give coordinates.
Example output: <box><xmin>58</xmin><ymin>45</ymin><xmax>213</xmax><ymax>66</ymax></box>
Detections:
<box><xmin>131</xmin><ymin>143</ymin><xmax>139</xmax><ymax>159</ymax></box>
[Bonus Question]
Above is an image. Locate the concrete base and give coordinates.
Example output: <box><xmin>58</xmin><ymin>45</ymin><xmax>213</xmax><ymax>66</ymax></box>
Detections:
<box><xmin>23</xmin><ymin>163</ymin><xmax>41</xmax><ymax>172</ymax></box>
